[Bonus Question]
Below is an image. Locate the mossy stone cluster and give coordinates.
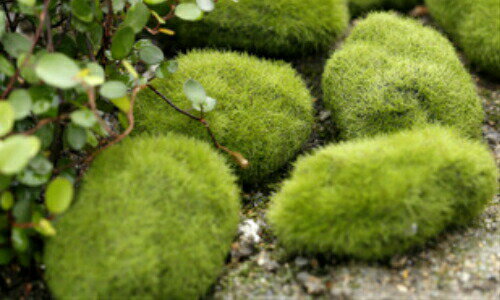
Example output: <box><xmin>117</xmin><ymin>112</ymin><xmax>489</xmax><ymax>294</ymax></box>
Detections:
<box><xmin>322</xmin><ymin>12</ymin><xmax>483</xmax><ymax>140</ymax></box>
<box><xmin>268</xmin><ymin>126</ymin><xmax>497</xmax><ymax>260</ymax></box>
<box><xmin>44</xmin><ymin>134</ymin><xmax>240</xmax><ymax>299</ymax></box>
<box><xmin>135</xmin><ymin>50</ymin><xmax>314</xmax><ymax>184</ymax></box>
<box><xmin>172</xmin><ymin>0</ymin><xmax>349</xmax><ymax>57</ymax></box>
<box><xmin>426</xmin><ymin>0</ymin><xmax>500</xmax><ymax>78</ymax></box>
<box><xmin>349</xmin><ymin>0</ymin><xmax>421</xmax><ymax>16</ymax></box>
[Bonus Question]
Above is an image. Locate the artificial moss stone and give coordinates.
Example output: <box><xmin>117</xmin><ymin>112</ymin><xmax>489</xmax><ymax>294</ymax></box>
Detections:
<box><xmin>135</xmin><ymin>50</ymin><xmax>314</xmax><ymax>184</ymax></box>
<box><xmin>426</xmin><ymin>0</ymin><xmax>500</xmax><ymax>79</ymax></box>
<box><xmin>268</xmin><ymin>126</ymin><xmax>497</xmax><ymax>260</ymax></box>
<box><xmin>322</xmin><ymin>13</ymin><xmax>483</xmax><ymax>140</ymax></box>
<box><xmin>172</xmin><ymin>0</ymin><xmax>349</xmax><ymax>57</ymax></box>
<box><xmin>349</xmin><ymin>0</ymin><xmax>421</xmax><ymax>16</ymax></box>
<box><xmin>44</xmin><ymin>134</ymin><xmax>240</xmax><ymax>299</ymax></box>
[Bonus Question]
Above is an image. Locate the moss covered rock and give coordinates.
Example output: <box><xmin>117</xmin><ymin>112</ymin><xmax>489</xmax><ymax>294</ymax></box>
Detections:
<box><xmin>268</xmin><ymin>126</ymin><xmax>497</xmax><ymax>260</ymax></box>
<box><xmin>426</xmin><ymin>0</ymin><xmax>500</xmax><ymax>78</ymax></box>
<box><xmin>349</xmin><ymin>0</ymin><xmax>421</xmax><ymax>16</ymax></box>
<box><xmin>322</xmin><ymin>13</ymin><xmax>483</xmax><ymax>140</ymax></box>
<box><xmin>44</xmin><ymin>134</ymin><xmax>240</xmax><ymax>299</ymax></box>
<box><xmin>172</xmin><ymin>0</ymin><xmax>349</xmax><ymax>57</ymax></box>
<box><xmin>135</xmin><ymin>50</ymin><xmax>314</xmax><ymax>184</ymax></box>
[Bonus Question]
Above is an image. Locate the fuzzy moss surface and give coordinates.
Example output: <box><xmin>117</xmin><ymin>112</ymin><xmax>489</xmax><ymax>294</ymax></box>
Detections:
<box><xmin>135</xmin><ymin>50</ymin><xmax>314</xmax><ymax>185</ymax></box>
<box><xmin>322</xmin><ymin>13</ymin><xmax>483</xmax><ymax>140</ymax></box>
<box><xmin>349</xmin><ymin>0</ymin><xmax>421</xmax><ymax>16</ymax></box>
<box><xmin>426</xmin><ymin>0</ymin><xmax>500</xmax><ymax>79</ymax></box>
<box><xmin>268</xmin><ymin>126</ymin><xmax>498</xmax><ymax>260</ymax></box>
<box><xmin>172</xmin><ymin>0</ymin><xmax>349</xmax><ymax>57</ymax></box>
<box><xmin>44</xmin><ymin>134</ymin><xmax>240</xmax><ymax>299</ymax></box>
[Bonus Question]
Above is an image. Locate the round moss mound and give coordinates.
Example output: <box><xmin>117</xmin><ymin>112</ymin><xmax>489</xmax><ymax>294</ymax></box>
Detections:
<box><xmin>349</xmin><ymin>0</ymin><xmax>421</xmax><ymax>16</ymax></box>
<box><xmin>172</xmin><ymin>0</ymin><xmax>349</xmax><ymax>57</ymax></box>
<box><xmin>44</xmin><ymin>134</ymin><xmax>240</xmax><ymax>299</ymax></box>
<box><xmin>426</xmin><ymin>0</ymin><xmax>500</xmax><ymax>79</ymax></box>
<box><xmin>135</xmin><ymin>50</ymin><xmax>314</xmax><ymax>184</ymax></box>
<box><xmin>322</xmin><ymin>12</ymin><xmax>483</xmax><ymax>140</ymax></box>
<box><xmin>268</xmin><ymin>126</ymin><xmax>497</xmax><ymax>260</ymax></box>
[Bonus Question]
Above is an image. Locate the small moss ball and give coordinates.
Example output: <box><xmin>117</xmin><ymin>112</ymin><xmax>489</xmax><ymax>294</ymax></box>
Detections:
<box><xmin>172</xmin><ymin>0</ymin><xmax>349</xmax><ymax>57</ymax></box>
<box><xmin>322</xmin><ymin>13</ymin><xmax>483</xmax><ymax>140</ymax></box>
<box><xmin>426</xmin><ymin>0</ymin><xmax>500</xmax><ymax>78</ymax></box>
<box><xmin>349</xmin><ymin>0</ymin><xmax>421</xmax><ymax>16</ymax></box>
<box><xmin>44</xmin><ymin>134</ymin><xmax>240</xmax><ymax>299</ymax></box>
<box><xmin>268</xmin><ymin>126</ymin><xmax>497</xmax><ymax>260</ymax></box>
<box><xmin>135</xmin><ymin>50</ymin><xmax>314</xmax><ymax>184</ymax></box>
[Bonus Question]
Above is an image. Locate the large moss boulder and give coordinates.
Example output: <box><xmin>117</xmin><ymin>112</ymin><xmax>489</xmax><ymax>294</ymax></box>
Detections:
<box><xmin>349</xmin><ymin>0</ymin><xmax>421</xmax><ymax>16</ymax></box>
<box><xmin>268</xmin><ymin>126</ymin><xmax>497</xmax><ymax>260</ymax></box>
<box><xmin>426</xmin><ymin>0</ymin><xmax>500</xmax><ymax>79</ymax></box>
<box><xmin>44</xmin><ymin>134</ymin><xmax>240</xmax><ymax>299</ymax></box>
<box><xmin>172</xmin><ymin>0</ymin><xmax>349</xmax><ymax>57</ymax></box>
<box><xmin>135</xmin><ymin>50</ymin><xmax>314</xmax><ymax>184</ymax></box>
<box><xmin>322</xmin><ymin>13</ymin><xmax>483</xmax><ymax>140</ymax></box>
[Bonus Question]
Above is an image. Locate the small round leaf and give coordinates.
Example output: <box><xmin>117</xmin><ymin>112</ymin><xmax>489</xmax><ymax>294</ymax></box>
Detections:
<box><xmin>111</xmin><ymin>26</ymin><xmax>135</xmax><ymax>60</ymax></box>
<box><xmin>100</xmin><ymin>81</ymin><xmax>127</xmax><ymax>99</ymax></box>
<box><xmin>45</xmin><ymin>177</ymin><xmax>74</xmax><ymax>214</ymax></box>
<box><xmin>183</xmin><ymin>78</ymin><xmax>206</xmax><ymax>105</ymax></box>
<box><xmin>175</xmin><ymin>3</ymin><xmax>203</xmax><ymax>21</ymax></box>
<box><xmin>7</xmin><ymin>89</ymin><xmax>32</xmax><ymax>120</ymax></box>
<box><xmin>35</xmin><ymin>53</ymin><xmax>80</xmax><ymax>89</ymax></box>
<box><xmin>139</xmin><ymin>45</ymin><xmax>164</xmax><ymax>65</ymax></box>
<box><xmin>0</xmin><ymin>102</ymin><xmax>14</xmax><ymax>137</ymax></box>
<box><xmin>196</xmin><ymin>0</ymin><xmax>214</xmax><ymax>12</ymax></box>
<box><xmin>0</xmin><ymin>135</ymin><xmax>41</xmax><ymax>175</ymax></box>
<box><xmin>70</xmin><ymin>109</ymin><xmax>97</xmax><ymax>128</ymax></box>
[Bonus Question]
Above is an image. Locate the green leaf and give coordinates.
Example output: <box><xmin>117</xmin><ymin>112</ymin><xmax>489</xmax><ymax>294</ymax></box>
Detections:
<box><xmin>183</xmin><ymin>78</ymin><xmax>206</xmax><ymax>105</ymax></box>
<box><xmin>0</xmin><ymin>175</ymin><xmax>11</xmax><ymax>192</ymax></box>
<box><xmin>0</xmin><ymin>191</ymin><xmax>14</xmax><ymax>210</ymax></box>
<box><xmin>35</xmin><ymin>53</ymin><xmax>80</xmax><ymax>89</ymax></box>
<box><xmin>196</xmin><ymin>0</ymin><xmax>214</xmax><ymax>12</ymax></box>
<box><xmin>70</xmin><ymin>0</ymin><xmax>94</xmax><ymax>23</ymax></box>
<box><xmin>70</xmin><ymin>109</ymin><xmax>97</xmax><ymax>128</ymax></box>
<box><xmin>16</xmin><ymin>168</ymin><xmax>51</xmax><ymax>187</ymax></box>
<box><xmin>65</xmin><ymin>124</ymin><xmax>87</xmax><ymax>150</ymax></box>
<box><xmin>18</xmin><ymin>0</ymin><xmax>36</xmax><ymax>7</ymax></box>
<box><xmin>0</xmin><ymin>248</ymin><xmax>14</xmax><ymax>265</ymax></box>
<box><xmin>156</xmin><ymin>60</ymin><xmax>178</xmax><ymax>78</ymax></box>
<box><xmin>111</xmin><ymin>26</ymin><xmax>135</xmax><ymax>60</ymax></box>
<box><xmin>34</xmin><ymin>123</ymin><xmax>54</xmax><ymax>149</ymax></box>
<box><xmin>0</xmin><ymin>11</ymin><xmax>5</xmax><ymax>39</ymax></box>
<box><xmin>100</xmin><ymin>81</ymin><xmax>127</xmax><ymax>99</ymax></box>
<box><xmin>28</xmin><ymin>154</ymin><xmax>53</xmax><ymax>175</ymax></box>
<box><xmin>32</xmin><ymin>100</ymin><xmax>51</xmax><ymax>115</ymax></box>
<box><xmin>110</xmin><ymin>96</ymin><xmax>130</xmax><ymax>113</ymax></box>
<box><xmin>0</xmin><ymin>55</ymin><xmax>15</xmax><ymax>76</ymax></box>
<box><xmin>0</xmin><ymin>135</ymin><xmax>41</xmax><ymax>175</ymax></box>
<box><xmin>8</xmin><ymin>89</ymin><xmax>32</xmax><ymax>120</ymax></box>
<box><xmin>35</xmin><ymin>218</ymin><xmax>56</xmax><ymax>236</ymax></box>
<box><xmin>139</xmin><ymin>45</ymin><xmax>164</xmax><ymax>65</ymax></box>
<box><xmin>45</xmin><ymin>177</ymin><xmax>74</xmax><ymax>214</ymax></box>
<box><xmin>81</xmin><ymin>62</ymin><xmax>105</xmax><ymax>86</ymax></box>
<box><xmin>0</xmin><ymin>102</ymin><xmax>15</xmax><ymax>137</ymax></box>
<box><xmin>17</xmin><ymin>53</ymin><xmax>39</xmax><ymax>84</ymax></box>
<box><xmin>193</xmin><ymin>96</ymin><xmax>216</xmax><ymax>112</ymax></box>
<box><xmin>123</xmin><ymin>2</ymin><xmax>150</xmax><ymax>33</ymax></box>
<box><xmin>1</xmin><ymin>33</ymin><xmax>31</xmax><ymax>58</ymax></box>
<box><xmin>175</xmin><ymin>3</ymin><xmax>203</xmax><ymax>21</ymax></box>
<box><xmin>144</xmin><ymin>0</ymin><xmax>165</xmax><ymax>5</ymax></box>
<box><xmin>11</xmin><ymin>228</ymin><xmax>29</xmax><ymax>252</ymax></box>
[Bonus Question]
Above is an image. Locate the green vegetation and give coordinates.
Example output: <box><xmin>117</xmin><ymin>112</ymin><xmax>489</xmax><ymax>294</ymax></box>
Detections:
<box><xmin>268</xmin><ymin>126</ymin><xmax>497</xmax><ymax>260</ymax></box>
<box><xmin>426</xmin><ymin>0</ymin><xmax>500</xmax><ymax>78</ymax></box>
<box><xmin>44</xmin><ymin>134</ymin><xmax>240</xmax><ymax>299</ymax></box>
<box><xmin>322</xmin><ymin>12</ymin><xmax>483</xmax><ymax>140</ymax></box>
<box><xmin>349</xmin><ymin>0</ymin><xmax>421</xmax><ymax>16</ymax></box>
<box><xmin>135</xmin><ymin>50</ymin><xmax>314</xmax><ymax>184</ymax></box>
<box><xmin>172</xmin><ymin>0</ymin><xmax>349</xmax><ymax>57</ymax></box>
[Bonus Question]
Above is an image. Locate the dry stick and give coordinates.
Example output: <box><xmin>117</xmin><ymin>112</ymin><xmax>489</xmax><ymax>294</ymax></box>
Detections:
<box><xmin>20</xmin><ymin>114</ymin><xmax>70</xmax><ymax>136</ymax></box>
<box><xmin>147</xmin><ymin>84</ymin><xmax>249</xmax><ymax>168</ymax></box>
<box><xmin>1</xmin><ymin>0</ymin><xmax>51</xmax><ymax>99</ymax></box>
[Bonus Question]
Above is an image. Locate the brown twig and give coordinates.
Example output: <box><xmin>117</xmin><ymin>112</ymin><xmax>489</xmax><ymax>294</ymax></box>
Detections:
<box><xmin>147</xmin><ymin>84</ymin><xmax>249</xmax><ymax>168</ymax></box>
<box><xmin>85</xmin><ymin>87</ymin><xmax>115</xmax><ymax>136</ymax></box>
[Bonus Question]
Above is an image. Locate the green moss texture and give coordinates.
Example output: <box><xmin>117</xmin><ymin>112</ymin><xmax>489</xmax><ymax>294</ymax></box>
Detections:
<box><xmin>44</xmin><ymin>134</ymin><xmax>240</xmax><ymax>299</ymax></box>
<box><xmin>322</xmin><ymin>13</ymin><xmax>483</xmax><ymax>140</ymax></box>
<box><xmin>172</xmin><ymin>0</ymin><xmax>349</xmax><ymax>57</ymax></box>
<box><xmin>349</xmin><ymin>0</ymin><xmax>421</xmax><ymax>16</ymax></box>
<box><xmin>426</xmin><ymin>0</ymin><xmax>500</xmax><ymax>78</ymax></box>
<box><xmin>135</xmin><ymin>50</ymin><xmax>314</xmax><ymax>184</ymax></box>
<box><xmin>268</xmin><ymin>126</ymin><xmax>497</xmax><ymax>260</ymax></box>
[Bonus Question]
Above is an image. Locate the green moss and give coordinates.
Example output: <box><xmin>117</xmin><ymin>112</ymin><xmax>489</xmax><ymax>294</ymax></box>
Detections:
<box><xmin>135</xmin><ymin>50</ymin><xmax>314</xmax><ymax>184</ymax></box>
<box><xmin>44</xmin><ymin>134</ymin><xmax>240</xmax><ymax>299</ymax></box>
<box><xmin>172</xmin><ymin>0</ymin><xmax>349</xmax><ymax>57</ymax></box>
<box><xmin>426</xmin><ymin>0</ymin><xmax>500</xmax><ymax>79</ymax></box>
<box><xmin>322</xmin><ymin>13</ymin><xmax>483</xmax><ymax>140</ymax></box>
<box><xmin>268</xmin><ymin>126</ymin><xmax>498</xmax><ymax>260</ymax></box>
<box><xmin>349</xmin><ymin>0</ymin><xmax>421</xmax><ymax>16</ymax></box>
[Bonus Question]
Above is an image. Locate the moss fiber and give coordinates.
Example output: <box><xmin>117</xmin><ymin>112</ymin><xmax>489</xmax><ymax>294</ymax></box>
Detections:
<box><xmin>268</xmin><ymin>126</ymin><xmax>498</xmax><ymax>261</ymax></box>
<box><xmin>172</xmin><ymin>0</ymin><xmax>349</xmax><ymax>57</ymax></box>
<box><xmin>135</xmin><ymin>50</ymin><xmax>314</xmax><ymax>185</ymax></box>
<box><xmin>425</xmin><ymin>0</ymin><xmax>500</xmax><ymax>79</ymax></box>
<box><xmin>44</xmin><ymin>134</ymin><xmax>240</xmax><ymax>299</ymax></box>
<box><xmin>349</xmin><ymin>0</ymin><xmax>421</xmax><ymax>16</ymax></box>
<box><xmin>322</xmin><ymin>13</ymin><xmax>483</xmax><ymax>140</ymax></box>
